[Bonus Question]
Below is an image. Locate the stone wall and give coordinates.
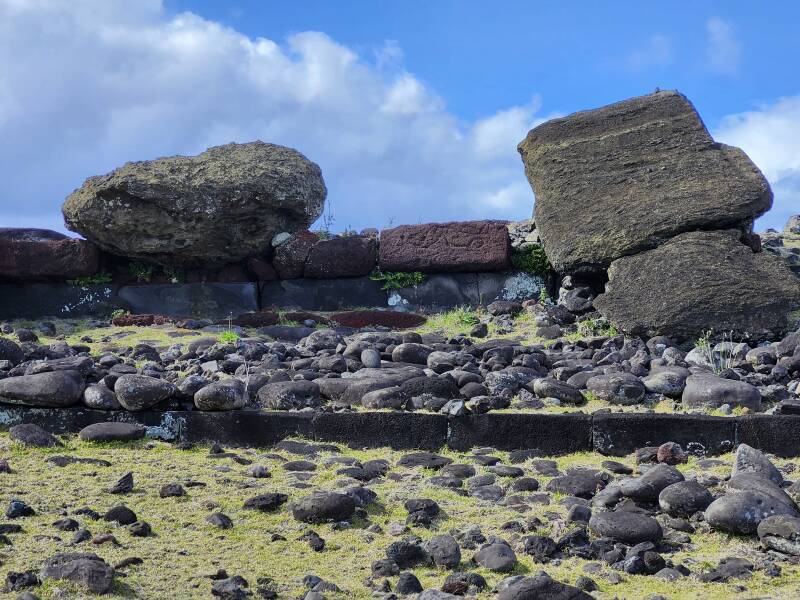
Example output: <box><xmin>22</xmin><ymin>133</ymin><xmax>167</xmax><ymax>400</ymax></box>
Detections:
<box><xmin>0</xmin><ymin>220</ymin><xmax>550</xmax><ymax>319</ymax></box>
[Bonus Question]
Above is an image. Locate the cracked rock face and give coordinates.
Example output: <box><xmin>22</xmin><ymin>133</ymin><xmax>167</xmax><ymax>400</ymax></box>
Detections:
<box><xmin>518</xmin><ymin>90</ymin><xmax>771</xmax><ymax>274</ymax></box>
<box><xmin>62</xmin><ymin>141</ymin><xmax>326</xmax><ymax>267</ymax></box>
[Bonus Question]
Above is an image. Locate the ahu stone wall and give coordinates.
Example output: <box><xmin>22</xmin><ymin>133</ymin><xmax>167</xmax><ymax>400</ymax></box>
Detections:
<box><xmin>0</xmin><ymin>220</ymin><xmax>549</xmax><ymax>320</ymax></box>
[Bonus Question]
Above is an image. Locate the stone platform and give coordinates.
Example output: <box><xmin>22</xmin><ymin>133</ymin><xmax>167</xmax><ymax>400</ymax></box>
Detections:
<box><xmin>3</xmin><ymin>407</ymin><xmax>799</xmax><ymax>457</ymax></box>
<box><xmin>0</xmin><ymin>271</ymin><xmax>546</xmax><ymax>319</ymax></box>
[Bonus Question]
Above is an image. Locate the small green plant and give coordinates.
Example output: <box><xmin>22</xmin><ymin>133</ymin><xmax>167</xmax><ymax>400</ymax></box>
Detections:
<box><xmin>369</xmin><ymin>269</ymin><xmax>425</xmax><ymax>290</ymax></box>
<box><xmin>111</xmin><ymin>308</ymin><xmax>130</xmax><ymax>320</ymax></box>
<box><xmin>575</xmin><ymin>317</ymin><xmax>619</xmax><ymax>338</ymax></box>
<box><xmin>312</xmin><ymin>229</ymin><xmax>333</xmax><ymax>240</ymax></box>
<box><xmin>695</xmin><ymin>329</ymin><xmax>736</xmax><ymax>374</ymax></box>
<box><xmin>161</xmin><ymin>265</ymin><xmax>185</xmax><ymax>283</ymax></box>
<box><xmin>512</xmin><ymin>245</ymin><xmax>552</xmax><ymax>276</ymax></box>
<box><xmin>128</xmin><ymin>261</ymin><xmax>155</xmax><ymax>283</ymax></box>
<box><xmin>67</xmin><ymin>271</ymin><xmax>113</xmax><ymax>286</ymax></box>
<box><xmin>218</xmin><ymin>313</ymin><xmax>240</xmax><ymax>344</ymax></box>
<box><xmin>218</xmin><ymin>330</ymin><xmax>240</xmax><ymax>344</ymax></box>
<box><xmin>538</xmin><ymin>287</ymin><xmax>551</xmax><ymax>304</ymax></box>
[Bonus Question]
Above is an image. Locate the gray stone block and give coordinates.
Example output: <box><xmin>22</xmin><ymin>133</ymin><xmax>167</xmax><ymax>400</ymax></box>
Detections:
<box><xmin>117</xmin><ymin>283</ymin><xmax>258</xmax><ymax>319</ymax></box>
<box><xmin>260</xmin><ymin>277</ymin><xmax>386</xmax><ymax>310</ymax></box>
<box><xmin>0</xmin><ymin>284</ymin><xmax>119</xmax><ymax>319</ymax></box>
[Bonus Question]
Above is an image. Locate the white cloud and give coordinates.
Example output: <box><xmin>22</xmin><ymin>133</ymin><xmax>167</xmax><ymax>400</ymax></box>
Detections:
<box><xmin>472</xmin><ymin>97</ymin><xmax>543</xmax><ymax>158</ymax></box>
<box><xmin>714</xmin><ymin>95</ymin><xmax>800</xmax><ymax>230</ymax></box>
<box><xmin>706</xmin><ymin>17</ymin><xmax>741</xmax><ymax>74</ymax></box>
<box><xmin>0</xmin><ymin>0</ymin><xmax>541</xmax><ymax>234</ymax></box>
<box><xmin>627</xmin><ymin>34</ymin><xmax>672</xmax><ymax>71</ymax></box>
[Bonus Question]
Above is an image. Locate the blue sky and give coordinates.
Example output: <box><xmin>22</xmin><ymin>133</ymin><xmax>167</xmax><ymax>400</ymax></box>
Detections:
<box><xmin>1</xmin><ymin>0</ymin><xmax>798</xmax><ymax>233</ymax></box>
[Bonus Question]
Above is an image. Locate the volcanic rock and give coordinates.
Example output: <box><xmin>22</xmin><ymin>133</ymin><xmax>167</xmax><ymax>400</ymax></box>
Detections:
<box><xmin>518</xmin><ymin>91</ymin><xmax>772</xmax><ymax>273</ymax></box>
<box><xmin>595</xmin><ymin>230</ymin><xmax>800</xmax><ymax>339</ymax></box>
<box><xmin>62</xmin><ymin>142</ymin><xmax>325</xmax><ymax>266</ymax></box>
<box><xmin>379</xmin><ymin>221</ymin><xmax>511</xmax><ymax>273</ymax></box>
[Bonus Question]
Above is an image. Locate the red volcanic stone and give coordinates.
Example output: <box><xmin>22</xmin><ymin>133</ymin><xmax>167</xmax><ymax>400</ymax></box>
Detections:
<box><xmin>331</xmin><ymin>310</ymin><xmax>427</xmax><ymax>329</ymax></box>
<box><xmin>231</xmin><ymin>311</ymin><xmax>280</xmax><ymax>327</ymax></box>
<box><xmin>273</xmin><ymin>231</ymin><xmax>319</xmax><ymax>279</ymax></box>
<box><xmin>379</xmin><ymin>220</ymin><xmax>511</xmax><ymax>273</ymax></box>
<box><xmin>245</xmin><ymin>257</ymin><xmax>278</xmax><ymax>281</ymax></box>
<box><xmin>0</xmin><ymin>238</ymin><xmax>99</xmax><ymax>281</ymax></box>
<box><xmin>305</xmin><ymin>236</ymin><xmax>378</xmax><ymax>279</ymax></box>
<box><xmin>282</xmin><ymin>311</ymin><xmax>330</xmax><ymax>325</ymax></box>
<box><xmin>656</xmin><ymin>442</ymin><xmax>688</xmax><ymax>465</ymax></box>
<box><xmin>112</xmin><ymin>314</ymin><xmax>169</xmax><ymax>327</ymax></box>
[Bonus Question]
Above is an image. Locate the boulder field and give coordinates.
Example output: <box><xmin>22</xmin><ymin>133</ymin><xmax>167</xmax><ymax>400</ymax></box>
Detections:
<box><xmin>0</xmin><ymin>295</ymin><xmax>798</xmax><ymax>418</ymax></box>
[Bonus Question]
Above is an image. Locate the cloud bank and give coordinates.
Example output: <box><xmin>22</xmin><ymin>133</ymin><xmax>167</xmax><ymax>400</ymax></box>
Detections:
<box><xmin>714</xmin><ymin>96</ymin><xmax>800</xmax><ymax>231</ymax></box>
<box><xmin>0</xmin><ymin>0</ymin><xmax>544</xmax><ymax>234</ymax></box>
<box><xmin>0</xmin><ymin>1</ymin><xmax>793</xmax><ymax>235</ymax></box>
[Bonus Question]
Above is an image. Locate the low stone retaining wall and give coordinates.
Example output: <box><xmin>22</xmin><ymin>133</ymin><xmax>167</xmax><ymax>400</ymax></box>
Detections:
<box><xmin>0</xmin><ymin>271</ymin><xmax>545</xmax><ymax>319</ymax></box>
<box><xmin>4</xmin><ymin>408</ymin><xmax>798</xmax><ymax>456</ymax></box>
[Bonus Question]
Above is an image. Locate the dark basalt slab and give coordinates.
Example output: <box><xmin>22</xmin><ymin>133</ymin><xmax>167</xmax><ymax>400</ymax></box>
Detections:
<box><xmin>0</xmin><ymin>283</ymin><xmax>119</xmax><ymax>319</ymax></box>
<box><xmin>117</xmin><ymin>283</ymin><xmax>258</xmax><ymax>319</ymax></box>
<box><xmin>312</xmin><ymin>411</ymin><xmax>447</xmax><ymax>451</ymax></box>
<box><xmin>259</xmin><ymin>277</ymin><xmax>386</xmax><ymax>311</ymax></box>
<box><xmin>447</xmin><ymin>413</ymin><xmax>592</xmax><ymax>454</ymax></box>
<box><xmin>593</xmin><ymin>412</ymin><xmax>736</xmax><ymax>457</ymax></box>
<box><xmin>1</xmin><ymin>408</ymin><xmax>799</xmax><ymax>458</ymax></box>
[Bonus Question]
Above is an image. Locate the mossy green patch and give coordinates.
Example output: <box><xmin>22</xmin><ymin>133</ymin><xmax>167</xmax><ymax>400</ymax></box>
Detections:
<box><xmin>2</xmin><ymin>436</ymin><xmax>800</xmax><ymax>598</ymax></box>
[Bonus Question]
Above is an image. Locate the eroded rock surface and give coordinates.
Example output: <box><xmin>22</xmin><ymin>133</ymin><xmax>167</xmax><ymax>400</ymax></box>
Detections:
<box><xmin>518</xmin><ymin>90</ymin><xmax>771</xmax><ymax>273</ymax></box>
<box><xmin>62</xmin><ymin>141</ymin><xmax>326</xmax><ymax>266</ymax></box>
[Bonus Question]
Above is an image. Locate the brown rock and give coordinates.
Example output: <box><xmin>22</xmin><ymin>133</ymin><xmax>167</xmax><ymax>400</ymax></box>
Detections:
<box><xmin>111</xmin><ymin>314</ymin><xmax>169</xmax><ymax>327</ymax></box>
<box><xmin>331</xmin><ymin>310</ymin><xmax>427</xmax><ymax>328</ymax></box>
<box><xmin>62</xmin><ymin>141</ymin><xmax>326</xmax><ymax>267</ymax></box>
<box><xmin>518</xmin><ymin>91</ymin><xmax>772</xmax><ymax>273</ymax></box>
<box><xmin>0</xmin><ymin>228</ymin><xmax>67</xmax><ymax>242</ymax></box>
<box><xmin>245</xmin><ymin>257</ymin><xmax>278</xmax><ymax>281</ymax></box>
<box><xmin>282</xmin><ymin>311</ymin><xmax>329</xmax><ymax>325</ymax></box>
<box><xmin>304</xmin><ymin>236</ymin><xmax>378</xmax><ymax>278</ymax></box>
<box><xmin>231</xmin><ymin>311</ymin><xmax>279</xmax><ymax>327</ymax></box>
<box><xmin>379</xmin><ymin>220</ymin><xmax>511</xmax><ymax>273</ymax></box>
<box><xmin>0</xmin><ymin>239</ymin><xmax>99</xmax><ymax>281</ymax></box>
<box><xmin>273</xmin><ymin>231</ymin><xmax>319</xmax><ymax>279</ymax></box>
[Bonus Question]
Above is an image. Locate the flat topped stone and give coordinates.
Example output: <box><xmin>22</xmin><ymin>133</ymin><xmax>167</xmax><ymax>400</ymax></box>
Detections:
<box><xmin>0</xmin><ymin>238</ymin><xmax>98</xmax><ymax>281</ymax></box>
<box><xmin>379</xmin><ymin>220</ymin><xmax>511</xmax><ymax>273</ymax></box>
<box><xmin>79</xmin><ymin>422</ymin><xmax>147</xmax><ymax>442</ymax></box>
<box><xmin>62</xmin><ymin>141</ymin><xmax>326</xmax><ymax>267</ymax></box>
<box><xmin>518</xmin><ymin>90</ymin><xmax>772</xmax><ymax>273</ymax></box>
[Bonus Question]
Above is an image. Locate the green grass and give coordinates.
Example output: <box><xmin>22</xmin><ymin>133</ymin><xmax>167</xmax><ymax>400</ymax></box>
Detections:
<box><xmin>2</xmin><ymin>436</ymin><xmax>799</xmax><ymax>599</ymax></box>
<box><xmin>510</xmin><ymin>245</ymin><xmax>551</xmax><ymax>276</ymax></box>
<box><xmin>415</xmin><ymin>306</ymin><xmax>483</xmax><ymax>336</ymax></box>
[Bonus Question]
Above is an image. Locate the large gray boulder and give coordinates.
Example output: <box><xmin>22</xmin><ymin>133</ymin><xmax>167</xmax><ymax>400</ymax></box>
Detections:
<box><xmin>682</xmin><ymin>372</ymin><xmax>762</xmax><ymax>411</ymax></box>
<box><xmin>594</xmin><ymin>230</ymin><xmax>800</xmax><ymax>339</ymax></box>
<box><xmin>0</xmin><ymin>370</ymin><xmax>84</xmax><ymax>407</ymax></box>
<box><xmin>62</xmin><ymin>141</ymin><xmax>326</xmax><ymax>266</ymax></box>
<box><xmin>518</xmin><ymin>90</ymin><xmax>772</xmax><ymax>273</ymax></box>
